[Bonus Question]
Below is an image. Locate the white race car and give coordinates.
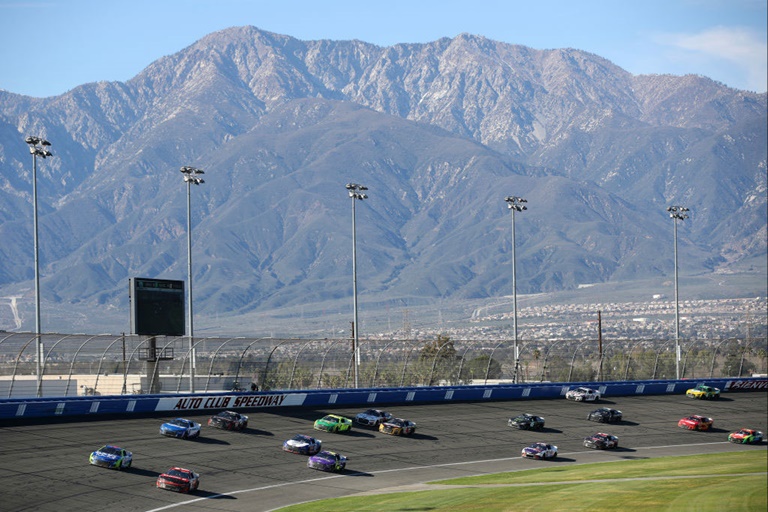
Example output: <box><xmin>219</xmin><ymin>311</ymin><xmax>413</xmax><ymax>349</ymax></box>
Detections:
<box><xmin>521</xmin><ymin>442</ymin><xmax>558</xmax><ymax>459</ymax></box>
<box><xmin>159</xmin><ymin>418</ymin><xmax>202</xmax><ymax>439</ymax></box>
<box><xmin>565</xmin><ymin>386</ymin><xmax>601</xmax><ymax>402</ymax></box>
<box><xmin>282</xmin><ymin>434</ymin><xmax>322</xmax><ymax>455</ymax></box>
<box><xmin>355</xmin><ymin>408</ymin><xmax>392</xmax><ymax>427</ymax></box>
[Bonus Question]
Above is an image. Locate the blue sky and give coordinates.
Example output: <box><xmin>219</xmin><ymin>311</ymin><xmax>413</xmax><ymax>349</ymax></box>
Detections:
<box><xmin>1</xmin><ymin>0</ymin><xmax>766</xmax><ymax>98</ymax></box>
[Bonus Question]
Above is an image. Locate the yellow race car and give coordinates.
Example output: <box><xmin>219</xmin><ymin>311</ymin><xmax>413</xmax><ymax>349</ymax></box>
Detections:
<box><xmin>685</xmin><ymin>384</ymin><xmax>720</xmax><ymax>400</ymax></box>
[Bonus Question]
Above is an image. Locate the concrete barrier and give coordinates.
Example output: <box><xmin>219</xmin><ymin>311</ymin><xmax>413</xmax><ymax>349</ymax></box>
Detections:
<box><xmin>1</xmin><ymin>377</ymin><xmax>764</xmax><ymax>421</ymax></box>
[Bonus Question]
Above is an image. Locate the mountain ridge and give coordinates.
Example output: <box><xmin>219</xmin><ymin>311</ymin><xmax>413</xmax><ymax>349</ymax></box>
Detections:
<box><xmin>0</xmin><ymin>26</ymin><xmax>764</xmax><ymax>335</ymax></box>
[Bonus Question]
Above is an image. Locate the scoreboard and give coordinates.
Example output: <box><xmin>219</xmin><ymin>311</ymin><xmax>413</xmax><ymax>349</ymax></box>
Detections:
<box><xmin>129</xmin><ymin>277</ymin><xmax>185</xmax><ymax>336</ymax></box>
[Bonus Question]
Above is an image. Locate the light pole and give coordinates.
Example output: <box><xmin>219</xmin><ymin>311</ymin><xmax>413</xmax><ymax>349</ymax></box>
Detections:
<box><xmin>505</xmin><ymin>195</ymin><xmax>527</xmax><ymax>384</ymax></box>
<box><xmin>346</xmin><ymin>183</ymin><xmax>368</xmax><ymax>389</ymax></box>
<box><xmin>25</xmin><ymin>135</ymin><xmax>52</xmax><ymax>398</ymax></box>
<box><xmin>181</xmin><ymin>166</ymin><xmax>204</xmax><ymax>392</ymax></box>
<box><xmin>667</xmin><ymin>205</ymin><xmax>689</xmax><ymax>380</ymax></box>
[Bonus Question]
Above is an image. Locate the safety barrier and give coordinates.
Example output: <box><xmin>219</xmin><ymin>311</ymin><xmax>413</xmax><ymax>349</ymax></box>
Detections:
<box><xmin>1</xmin><ymin>377</ymin><xmax>764</xmax><ymax>421</ymax></box>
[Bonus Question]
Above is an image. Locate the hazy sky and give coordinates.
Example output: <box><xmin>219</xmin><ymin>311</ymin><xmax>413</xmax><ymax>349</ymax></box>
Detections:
<box><xmin>1</xmin><ymin>0</ymin><xmax>766</xmax><ymax>98</ymax></box>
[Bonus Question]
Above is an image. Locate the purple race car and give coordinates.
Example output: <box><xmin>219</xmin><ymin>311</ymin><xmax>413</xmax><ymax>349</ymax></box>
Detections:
<box><xmin>307</xmin><ymin>450</ymin><xmax>347</xmax><ymax>472</ymax></box>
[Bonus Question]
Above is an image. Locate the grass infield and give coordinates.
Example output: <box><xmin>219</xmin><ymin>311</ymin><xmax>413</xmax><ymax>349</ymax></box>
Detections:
<box><xmin>277</xmin><ymin>451</ymin><xmax>767</xmax><ymax>511</ymax></box>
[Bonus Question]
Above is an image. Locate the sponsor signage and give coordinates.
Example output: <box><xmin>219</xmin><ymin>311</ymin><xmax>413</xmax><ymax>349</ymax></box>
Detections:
<box><xmin>155</xmin><ymin>393</ymin><xmax>307</xmax><ymax>412</ymax></box>
<box><xmin>725</xmin><ymin>379</ymin><xmax>768</xmax><ymax>391</ymax></box>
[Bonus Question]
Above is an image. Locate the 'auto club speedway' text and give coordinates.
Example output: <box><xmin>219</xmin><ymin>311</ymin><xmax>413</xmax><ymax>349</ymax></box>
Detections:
<box><xmin>156</xmin><ymin>393</ymin><xmax>307</xmax><ymax>411</ymax></box>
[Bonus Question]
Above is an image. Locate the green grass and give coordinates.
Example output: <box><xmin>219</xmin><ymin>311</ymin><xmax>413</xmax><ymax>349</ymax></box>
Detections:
<box><xmin>277</xmin><ymin>452</ymin><xmax>768</xmax><ymax>512</ymax></box>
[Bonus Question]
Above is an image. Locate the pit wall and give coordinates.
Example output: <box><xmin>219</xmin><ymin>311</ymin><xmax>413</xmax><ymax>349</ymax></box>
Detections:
<box><xmin>1</xmin><ymin>378</ymin><xmax>765</xmax><ymax>421</ymax></box>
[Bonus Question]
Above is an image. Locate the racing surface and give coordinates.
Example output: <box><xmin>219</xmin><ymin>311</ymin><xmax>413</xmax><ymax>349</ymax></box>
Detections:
<box><xmin>0</xmin><ymin>393</ymin><xmax>765</xmax><ymax>511</ymax></box>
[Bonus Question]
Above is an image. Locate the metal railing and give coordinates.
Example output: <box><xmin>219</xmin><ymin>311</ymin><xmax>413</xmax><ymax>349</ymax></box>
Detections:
<box><xmin>0</xmin><ymin>332</ymin><xmax>765</xmax><ymax>398</ymax></box>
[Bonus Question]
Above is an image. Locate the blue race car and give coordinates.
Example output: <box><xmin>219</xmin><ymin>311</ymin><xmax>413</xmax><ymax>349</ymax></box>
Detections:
<box><xmin>160</xmin><ymin>418</ymin><xmax>201</xmax><ymax>439</ymax></box>
<box><xmin>89</xmin><ymin>445</ymin><xmax>133</xmax><ymax>470</ymax></box>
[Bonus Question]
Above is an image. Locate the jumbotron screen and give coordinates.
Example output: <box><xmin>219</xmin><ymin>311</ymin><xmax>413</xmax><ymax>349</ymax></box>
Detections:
<box><xmin>129</xmin><ymin>277</ymin><xmax>185</xmax><ymax>336</ymax></box>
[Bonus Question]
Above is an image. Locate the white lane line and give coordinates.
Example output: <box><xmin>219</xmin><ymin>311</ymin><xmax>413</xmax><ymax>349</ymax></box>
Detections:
<box><xmin>143</xmin><ymin>441</ymin><xmax>743</xmax><ymax>511</ymax></box>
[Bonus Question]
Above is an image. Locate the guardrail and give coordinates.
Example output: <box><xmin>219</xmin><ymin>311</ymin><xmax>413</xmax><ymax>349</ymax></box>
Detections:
<box><xmin>1</xmin><ymin>377</ymin><xmax>764</xmax><ymax>421</ymax></box>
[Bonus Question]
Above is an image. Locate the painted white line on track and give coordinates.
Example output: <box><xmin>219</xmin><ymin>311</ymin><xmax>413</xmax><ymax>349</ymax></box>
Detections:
<box><xmin>143</xmin><ymin>441</ymin><xmax>744</xmax><ymax>512</ymax></box>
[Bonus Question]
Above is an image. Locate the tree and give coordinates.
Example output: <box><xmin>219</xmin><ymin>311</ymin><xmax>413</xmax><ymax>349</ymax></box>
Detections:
<box><xmin>418</xmin><ymin>335</ymin><xmax>459</xmax><ymax>385</ymax></box>
<box><xmin>460</xmin><ymin>355</ymin><xmax>502</xmax><ymax>382</ymax></box>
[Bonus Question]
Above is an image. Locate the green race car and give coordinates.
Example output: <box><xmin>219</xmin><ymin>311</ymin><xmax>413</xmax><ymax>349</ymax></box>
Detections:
<box><xmin>685</xmin><ymin>384</ymin><xmax>720</xmax><ymax>399</ymax></box>
<box><xmin>313</xmin><ymin>414</ymin><xmax>353</xmax><ymax>433</ymax></box>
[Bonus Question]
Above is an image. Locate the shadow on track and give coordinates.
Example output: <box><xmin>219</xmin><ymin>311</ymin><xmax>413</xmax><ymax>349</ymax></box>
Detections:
<box><xmin>408</xmin><ymin>432</ymin><xmax>439</xmax><ymax>441</ymax></box>
<box><xmin>344</xmin><ymin>469</ymin><xmax>374</xmax><ymax>477</ymax></box>
<box><xmin>124</xmin><ymin>467</ymin><xmax>161</xmax><ymax>478</ymax></box>
<box><xmin>242</xmin><ymin>427</ymin><xmax>274</xmax><ymax>436</ymax></box>
<box><xmin>192</xmin><ymin>436</ymin><xmax>231</xmax><ymax>445</ymax></box>
<box><xmin>193</xmin><ymin>490</ymin><xmax>237</xmax><ymax>499</ymax></box>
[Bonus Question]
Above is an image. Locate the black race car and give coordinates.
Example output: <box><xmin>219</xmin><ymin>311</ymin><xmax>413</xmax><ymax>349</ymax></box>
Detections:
<box><xmin>583</xmin><ymin>432</ymin><xmax>619</xmax><ymax>449</ymax></box>
<box><xmin>507</xmin><ymin>413</ymin><xmax>545</xmax><ymax>430</ymax></box>
<box><xmin>587</xmin><ymin>407</ymin><xmax>622</xmax><ymax>423</ymax></box>
<box><xmin>207</xmin><ymin>410</ymin><xmax>248</xmax><ymax>431</ymax></box>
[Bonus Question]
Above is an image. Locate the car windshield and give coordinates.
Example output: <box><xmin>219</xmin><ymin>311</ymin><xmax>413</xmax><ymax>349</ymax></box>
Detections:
<box><xmin>292</xmin><ymin>435</ymin><xmax>310</xmax><ymax>442</ymax></box>
<box><xmin>100</xmin><ymin>446</ymin><xmax>121</xmax><ymax>455</ymax></box>
<box><xmin>363</xmin><ymin>409</ymin><xmax>379</xmax><ymax>416</ymax></box>
<box><xmin>171</xmin><ymin>419</ymin><xmax>187</xmax><ymax>426</ymax></box>
<box><xmin>322</xmin><ymin>416</ymin><xmax>337</xmax><ymax>422</ymax></box>
<box><xmin>167</xmin><ymin>469</ymin><xmax>189</xmax><ymax>478</ymax></box>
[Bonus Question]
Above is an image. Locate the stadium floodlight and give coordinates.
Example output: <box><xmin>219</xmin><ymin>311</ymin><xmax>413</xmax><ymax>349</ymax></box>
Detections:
<box><xmin>667</xmin><ymin>205</ymin><xmax>689</xmax><ymax>380</ymax></box>
<box><xmin>181</xmin><ymin>166</ymin><xmax>205</xmax><ymax>392</ymax></box>
<box><xmin>347</xmin><ymin>183</ymin><xmax>368</xmax><ymax>388</ymax></box>
<box><xmin>24</xmin><ymin>135</ymin><xmax>53</xmax><ymax>397</ymax></box>
<box><xmin>505</xmin><ymin>196</ymin><xmax>527</xmax><ymax>383</ymax></box>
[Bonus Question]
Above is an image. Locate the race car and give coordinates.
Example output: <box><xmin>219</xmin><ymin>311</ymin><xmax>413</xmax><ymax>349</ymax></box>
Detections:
<box><xmin>379</xmin><ymin>418</ymin><xmax>416</xmax><ymax>436</ymax></box>
<box><xmin>156</xmin><ymin>467</ymin><xmax>200</xmax><ymax>493</ymax></box>
<box><xmin>355</xmin><ymin>408</ymin><xmax>393</xmax><ymax>427</ymax></box>
<box><xmin>583</xmin><ymin>432</ymin><xmax>619</xmax><ymax>449</ymax></box>
<box><xmin>282</xmin><ymin>434</ymin><xmax>322</xmax><ymax>455</ymax></box>
<box><xmin>89</xmin><ymin>445</ymin><xmax>132</xmax><ymax>470</ymax></box>
<box><xmin>678</xmin><ymin>415</ymin><xmax>714</xmax><ymax>431</ymax></box>
<box><xmin>207</xmin><ymin>410</ymin><xmax>248</xmax><ymax>431</ymax></box>
<box><xmin>313</xmin><ymin>414</ymin><xmax>353</xmax><ymax>433</ymax></box>
<box><xmin>159</xmin><ymin>418</ymin><xmax>201</xmax><ymax>439</ymax></box>
<box><xmin>521</xmin><ymin>442</ymin><xmax>558</xmax><ymax>459</ymax></box>
<box><xmin>686</xmin><ymin>384</ymin><xmax>721</xmax><ymax>400</ymax></box>
<box><xmin>728</xmin><ymin>428</ymin><xmax>764</xmax><ymax>444</ymax></box>
<box><xmin>587</xmin><ymin>407</ymin><xmax>623</xmax><ymax>423</ymax></box>
<box><xmin>565</xmin><ymin>387</ymin><xmax>601</xmax><ymax>402</ymax></box>
<box><xmin>307</xmin><ymin>450</ymin><xmax>347</xmax><ymax>472</ymax></box>
<box><xmin>507</xmin><ymin>413</ymin><xmax>545</xmax><ymax>430</ymax></box>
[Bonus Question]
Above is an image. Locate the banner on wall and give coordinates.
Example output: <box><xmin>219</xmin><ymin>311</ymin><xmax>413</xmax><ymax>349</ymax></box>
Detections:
<box><xmin>155</xmin><ymin>393</ymin><xmax>308</xmax><ymax>412</ymax></box>
<box><xmin>724</xmin><ymin>379</ymin><xmax>768</xmax><ymax>390</ymax></box>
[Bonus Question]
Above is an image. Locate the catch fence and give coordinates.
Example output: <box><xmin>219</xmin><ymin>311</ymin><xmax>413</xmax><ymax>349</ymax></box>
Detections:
<box><xmin>0</xmin><ymin>332</ymin><xmax>765</xmax><ymax>398</ymax></box>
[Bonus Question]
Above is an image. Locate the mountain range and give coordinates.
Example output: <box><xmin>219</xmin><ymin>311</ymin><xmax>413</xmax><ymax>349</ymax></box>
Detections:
<box><xmin>0</xmin><ymin>26</ymin><xmax>765</xmax><ymax>336</ymax></box>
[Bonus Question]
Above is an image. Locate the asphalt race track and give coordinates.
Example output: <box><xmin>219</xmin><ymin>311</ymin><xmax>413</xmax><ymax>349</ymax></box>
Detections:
<box><xmin>0</xmin><ymin>392</ymin><xmax>765</xmax><ymax>511</ymax></box>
